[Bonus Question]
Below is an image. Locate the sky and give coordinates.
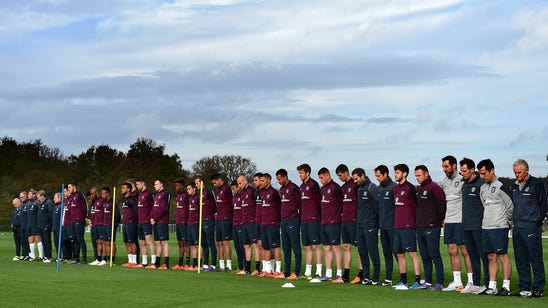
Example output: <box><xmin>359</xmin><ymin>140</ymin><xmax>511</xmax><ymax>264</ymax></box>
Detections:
<box><xmin>1</xmin><ymin>0</ymin><xmax>547</xmax><ymax>184</ymax></box>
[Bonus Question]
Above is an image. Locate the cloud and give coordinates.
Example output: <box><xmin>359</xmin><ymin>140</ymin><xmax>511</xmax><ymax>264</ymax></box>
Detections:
<box><xmin>3</xmin><ymin>56</ymin><xmax>489</xmax><ymax>102</ymax></box>
<box><xmin>513</xmin><ymin>6</ymin><xmax>548</xmax><ymax>51</ymax></box>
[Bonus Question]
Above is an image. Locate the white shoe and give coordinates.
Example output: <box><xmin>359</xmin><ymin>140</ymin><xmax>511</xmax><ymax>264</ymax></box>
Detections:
<box><xmin>43</xmin><ymin>258</ymin><xmax>51</xmax><ymax>263</ymax></box>
<box><xmin>12</xmin><ymin>256</ymin><xmax>20</xmax><ymax>261</ymax></box>
<box><xmin>89</xmin><ymin>260</ymin><xmax>99</xmax><ymax>266</ymax></box>
<box><xmin>518</xmin><ymin>290</ymin><xmax>532</xmax><ymax>297</ymax></box>
<box><xmin>202</xmin><ymin>265</ymin><xmax>209</xmax><ymax>270</ymax></box>
<box><xmin>460</xmin><ymin>283</ymin><xmax>476</xmax><ymax>294</ymax></box>
<box><xmin>97</xmin><ymin>260</ymin><xmax>107</xmax><ymax>266</ymax></box>
<box><xmin>442</xmin><ymin>281</ymin><xmax>463</xmax><ymax>291</ymax></box>
<box><xmin>473</xmin><ymin>286</ymin><xmax>487</xmax><ymax>295</ymax></box>
<box><xmin>395</xmin><ymin>283</ymin><xmax>409</xmax><ymax>290</ymax></box>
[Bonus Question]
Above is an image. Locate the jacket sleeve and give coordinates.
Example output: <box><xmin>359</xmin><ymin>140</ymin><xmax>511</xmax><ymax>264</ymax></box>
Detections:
<box><xmin>500</xmin><ymin>184</ymin><xmax>514</xmax><ymax>224</ymax></box>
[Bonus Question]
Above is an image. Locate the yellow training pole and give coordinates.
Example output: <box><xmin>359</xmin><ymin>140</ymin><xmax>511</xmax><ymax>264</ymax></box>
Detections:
<box><xmin>109</xmin><ymin>187</ymin><xmax>116</xmax><ymax>267</ymax></box>
<box><xmin>197</xmin><ymin>181</ymin><xmax>204</xmax><ymax>274</ymax></box>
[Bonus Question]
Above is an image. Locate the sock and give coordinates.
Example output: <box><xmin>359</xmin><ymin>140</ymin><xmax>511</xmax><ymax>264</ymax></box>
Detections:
<box><xmin>342</xmin><ymin>269</ymin><xmax>349</xmax><ymax>280</ymax></box>
<box><xmin>357</xmin><ymin>269</ymin><xmax>363</xmax><ymax>279</ymax></box>
<box><xmin>270</xmin><ymin>259</ymin><xmax>275</xmax><ymax>272</ymax></box>
<box><xmin>98</xmin><ymin>256</ymin><xmax>102</xmax><ymax>262</ymax></box>
<box><xmin>326</xmin><ymin>268</ymin><xmax>333</xmax><ymax>278</ymax></box>
<box><xmin>29</xmin><ymin>244</ymin><xmax>35</xmax><ymax>259</ymax></box>
<box><xmin>37</xmin><ymin>242</ymin><xmax>44</xmax><ymax>258</ymax></box>
<box><xmin>415</xmin><ymin>275</ymin><xmax>421</xmax><ymax>284</ymax></box>
<box><xmin>255</xmin><ymin>261</ymin><xmax>260</xmax><ymax>271</ymax></box>
<box><xmin>131</xmin><ymin>254</ymin><xmax>137</xmax><ymax>263</ymax></box>
<box><xmin>186</xmin><ymin>257</ymin><xmax>190</xmax><ymax>266</ymax></box>
<box><xmin>305</xmin><ymin>264</ymin><xmax>312</xmax><ymax>276</ymax></box>
<box><xmin>151</xmin><ymin>255</ymin><xmax>156</xmax><ymax>264</ymax></box>
<box><xmin>453</xmin><ymin>271</ymin><xmax>462</xmax><ymax>285</ymax></box>
<box><xmin>245</xmin><ymin>261</ymin><xmax>251</xmax><ymax>273</ymax></box>
<box><xmin>142</xmin><ymin>255</ymin><xmax>148</xmax><ymax>265</ymax></box>
<box><xmin>193</xmin><ymin>258</ymin><xmax>198</xmax><ymax>267</ymax></box>
<box><xmin>489</xmin><ymin>281</ymin><xmax>497</xmax><ymax>290</ymax></box>
<box><xmin>127</xmin><ymin>254</ymin><xmax>131</xmax><ymax>263</ymax></box>
<box><xmin>262</xmin><ymin>260</ymin><xmax>267</xmax><ymax>272</ymax></box>
<box><xmin>400</xmin><ymin>273</ymin><xmax>408</xmax><ymax>284</ymax></box>
<box><xmin>227</xmin><ymin>260</ymin><xmax>232</xmax><ymax>270</ymax></box>
<box><xmin>155</xmin><ymin>258</ymin><xmax>160</xmax><ymax>267</ymax></box>
<box><xmin>179</xmin><ymin>257</ymin><xmax>184</xmax><ymax>266</ymax></box>
<box><xmin>467</xmin><ymin>272</ymin><xmax>473</xmax><ymax>284</ymax></box>
<box><xmin>220</xmin><ymin>260</ymin><xmax>225</xmax><ymax>270</ymax></box>
<box><xmin>275</xmin><ymin>261</ymin><xmax>282</xmax><ymax>273</ymax></box>
<box><xmin>164</xmin><ymin>257</ymin><xmax>169</xmax><ymax>268</ymax></box>
<box><xmin>502</xmin><ymin>280</ymin><xmax>510</xmax><ymax>290</ymax></box>
<box><xmin>316</xmin><ymin>264</ymin><xmax>323</xmax><ymax>276</ymax></box>
<box><xmin>112</xmin><ymin>256</ymin><xmax>116</xmax><ymax>262</ymax></box>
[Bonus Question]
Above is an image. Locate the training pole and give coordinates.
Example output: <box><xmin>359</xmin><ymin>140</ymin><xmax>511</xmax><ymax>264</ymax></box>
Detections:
<box><xmin>197</xmin><ymin>181</ymin><xmax>204</xmax><ymax>274</ymax></box>
<box><xmin>56</xmin><ymin>184</ymin><xmax>65</xmax><ymax>272</ymax></box>
<box><xmin>109</xmin><ymin>187</ymin><xmax>116</xmax><ymax>267</ymax></box>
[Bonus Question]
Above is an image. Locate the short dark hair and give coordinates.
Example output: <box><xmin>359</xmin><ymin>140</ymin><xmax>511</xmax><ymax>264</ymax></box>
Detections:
<box><xmin>351</xmin><ymin>168</ymin><xmax>365</xmax><ymax>177</ymax></box>
<box><xmin>136</xmin><ymin>177</ymin><xmax>146</xmax><ymax>183</ymax></box>
<box><xmin>230</xmin><ymin>180</ymin><xmax>238</xmax><ymax>187</ymax></box>
<box><xmin>155</xmin><ymin>178</ymin><xmax>164</xmax><ymax>185</ymax></box>
<box><xmin>123</xmin><ymin>182</ymin><xmax>132</xmax><ymax>191</ymax></box>
<box><xmin>297</xmin><ymin>163</ymin><xmax>311</xmax><ymax>173</ymax></box>
<box><xmin>459</xmin><ymin>157</ymin><xmax>475</xmax><ymax>170</ymax></box>
<box><xmin>210</xmin><ymin>173</ymin><xmax>222</xmax><ymax>181</ymax></box>
<box><xmin>374</xmin><ymin>165</ymin><xmax>389</xmax><ymax>175</ymax></box>
<box><xmin>253</xmin><ymin>172</ymin><xmax>263</xmax><ymax>178</ymax></box>
<box><xmin>187</xmin><ymin>183</ymin><xmax>197</xmax><ymax>189</ymax></box>
<box><xmin>275</xmin><ymin>169</ymin><xmax>288</xmax><ymax>177</ymax></box>
<box><xmin>414</xmin><ymin>165</ymin><xmax>429</xmax><ymax>173</ymax></box>
<box><xmin>101</xmin><ymin>186</ymin><xmax>111</xmax><ymax>193</ymax></box>
<box><xmin>442</xmin><ymin>155</ymin><xmax>457</xmax><ymax>166</ymax></box>
<box><xmin>261</xmin><ymin>173</ymin><xmax>272</xmax><ymax>180</ymax></box>
<box><xmin>175</xmin><ymin>178</ymin><xmax>185</xmax><ymax>185</ymax></box>
<box><xmin>394</xmin><ymin>164</ymin><xmax>409</xmax><ymax>175</ymax></box>
<box><xmin>335</xmin><ymin>164</ymin><xmax>349</xmax><ymax>174</ymax></box>
<box><xmin>318</xmin><ymin>167</ymin><xmax>330</xmax><ymax>175</ymax></box>
<box><xmin>477</xmin><ymin>159</ymin><xmax>494</xmax><ymax>171</ymax></box>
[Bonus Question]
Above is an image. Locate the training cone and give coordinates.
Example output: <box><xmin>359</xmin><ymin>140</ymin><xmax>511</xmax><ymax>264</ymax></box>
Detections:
<box><xmin>282</xmin><ymin>283</ymin><xmax>295</xmax><ymax>288</ymax></box>
<box><xmin>309</xmin><ymin>278</ymin><xmax>322</xmax><ymax>283</ymax></box>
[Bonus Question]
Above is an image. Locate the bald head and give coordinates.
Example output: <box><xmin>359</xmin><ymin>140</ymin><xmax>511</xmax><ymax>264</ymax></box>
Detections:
<box><xmin>237</xmin><ymin>175</ymin><xmax>249</xmax><ymax>189</ymax></box>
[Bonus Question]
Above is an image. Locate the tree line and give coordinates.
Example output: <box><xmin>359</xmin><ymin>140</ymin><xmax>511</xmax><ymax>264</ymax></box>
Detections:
<box><xmin>0</xmin><ymin>136</ymin><xmax>257</xmax><ymax>228</ymax></box>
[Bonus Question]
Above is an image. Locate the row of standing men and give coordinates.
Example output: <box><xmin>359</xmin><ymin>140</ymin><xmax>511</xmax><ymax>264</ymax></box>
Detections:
<box><xmin>9</xmin><ymin>157</ymin><xmax>547</xmax><ymax>298</ymax></box>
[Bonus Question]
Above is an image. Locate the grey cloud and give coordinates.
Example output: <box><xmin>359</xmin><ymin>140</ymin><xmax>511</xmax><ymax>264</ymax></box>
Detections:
<box><xmin>366</xmin><ymin>116</ymin><xmax>410</xmax><ymax>124</ymax></box>
<box><xmin>3</xmin><ymin>56</ymin><xmax>491</xmax><ymax>102</ymax></box>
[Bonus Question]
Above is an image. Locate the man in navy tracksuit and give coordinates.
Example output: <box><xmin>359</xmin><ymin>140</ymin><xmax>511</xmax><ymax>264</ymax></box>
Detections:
<box><xmin>414</xmin><ymin>165</ymin><xmax>446</xmax><ymax>291</ymax></box>
<box><xmin>19</xmin><ymin>191</ymin><xmax>30</xmax><ymax>259</ymax></box>
<box><xmin>459</xmin><ymin>158</ymin><xmax>489</xmax><ymax>294</ymax></box>
<box><xmin>352</xmin><ymin>168</ymin><xmax>381</xmax><ymax>285</ymax></box>
<box><xmin>11</xmin><ymin>198</ymin><xmax>23</xmax><ymax>260</ymax></box>
<box><xmin>37</xmin><ymin>190</ymin><xmax>53</xmax><ymax>262</ymax></box>
<box><xmin>511</xmin><ymin>159</ymin><xmax>547</xmax><ymax>298</ymax></box>
<box><xmin>375</xmin><ymin>165</ymin><xmax>397</xmax><ymax>286</ymax></box>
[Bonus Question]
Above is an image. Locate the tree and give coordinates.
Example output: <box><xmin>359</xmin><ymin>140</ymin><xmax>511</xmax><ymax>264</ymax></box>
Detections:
<box><xmin>67</xmin><ymin>144</ymin><xmax>126</xmax><ymax>188</ymax></box>
<box><xmin>191</xmin><ymin>154</ymin><xmax>257</xmax><ymax>184</ymax></box>
<box><xmin>125</xmin><ymin>137</ymin><xmax>188</xmax><ymax>184</ymax></box>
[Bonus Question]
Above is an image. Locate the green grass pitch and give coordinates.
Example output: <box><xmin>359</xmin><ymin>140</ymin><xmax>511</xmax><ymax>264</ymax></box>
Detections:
<box><xmin>0</xmin><ymin>232</ymin><xmax>545</xmax><ymax>307</ymax></box>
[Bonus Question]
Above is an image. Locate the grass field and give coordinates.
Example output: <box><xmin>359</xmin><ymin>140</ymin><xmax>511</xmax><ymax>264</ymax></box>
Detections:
<box><xmin>0</xmin><ymin>232</ymin><xmax>546</xmax><ymax>307</ymax></box>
